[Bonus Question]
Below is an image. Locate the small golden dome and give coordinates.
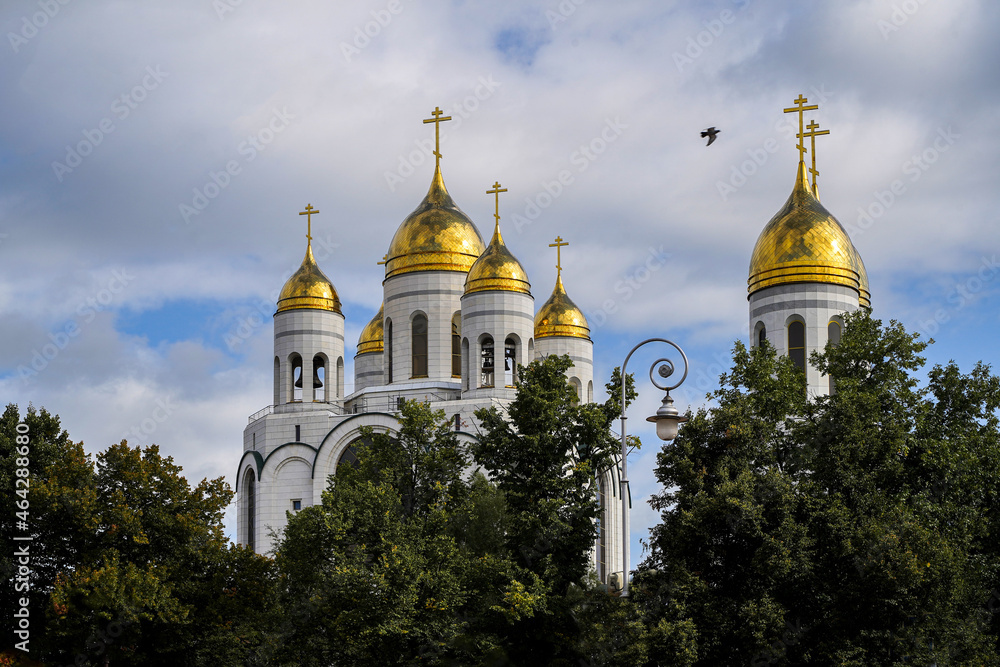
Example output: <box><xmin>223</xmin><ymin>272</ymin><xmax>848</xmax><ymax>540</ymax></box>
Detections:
<box><xmin>384</xmin><ymin>167</ymin><xmax>486</xmax><ymax>280</ymax></box>
<box><xmin>276</xmin><ymin>243</ymin><xmax>342</xmax><ymax>314</ymax></box>
<box><xmin>748</xmin><ymin>162</ymin><xmax>870</xmax><ymax>307</ymax></box>
<box><xmin>535</xmin><ymin>275</ymin><xmax>590</xmax><ymax>340</ymax></box>
<box><xmin>465</xmin><ymin>221</ymin><xmax>531</xmax><ymax>295</ymax></box>
<box><xmin>357</xmin><ymin>303</ymin><xmax>384</xmax><ymax>355</ymax></box>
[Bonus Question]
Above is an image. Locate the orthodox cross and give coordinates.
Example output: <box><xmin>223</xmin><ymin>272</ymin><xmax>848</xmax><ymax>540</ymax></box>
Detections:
<box><xmin>487</xmin><ymin>181</ymin><xmax>507</xmax><ymax>232</ymax></box>
<box><xmin>797</xmin><ymin>119</ymin><xmax>830</xmax><ymax>195</ymax></box>
<box><xmin>783</xmin><ymin>94</ymin><xmax>819</xmax><ymax>162</ymax></box>
<box><xmin>422</xmin><ymin>106</ymin><xmax>452</xmax><ymax>170</ymax></box>
<box><xmin>299</xmin><ymin>204</ymin><xmax>319</xmax><ymax>243</ymax></box>
<box><xmin>377</xmin><ymin>254</ymin><xmax>388</xmax><ymax>266</ymax></box>
<box><xmin>549</xmin><ymin>236</ymin><xmax>569</xmax><ymax>277</ymax></box>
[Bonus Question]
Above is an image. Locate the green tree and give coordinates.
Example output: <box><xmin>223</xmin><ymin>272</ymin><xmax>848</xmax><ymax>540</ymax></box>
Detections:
<box><xmin>472</xmin><ymin>354</ymin><xmax>622</xmax><ymax>664</ymax></box>
<box><xmin>641</xmin><ymin>311</ymin><xmax>1000</xmax><ymax>665</ymax></box>
<box><xmin>0</xmin><ymin>405</ymin><xmax>275</xmax><ymax>665</ymax></box>
<box><xmin>269</xmin><ymin>400</ymin><xmax>545</xmax><ymax>666</ymax></box>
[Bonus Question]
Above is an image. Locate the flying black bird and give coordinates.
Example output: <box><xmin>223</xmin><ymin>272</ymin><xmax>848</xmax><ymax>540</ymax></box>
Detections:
<box><xmin>701</xmin><ymin>127</ymin><xmax>720</xmax><ymax>146</ymax></box>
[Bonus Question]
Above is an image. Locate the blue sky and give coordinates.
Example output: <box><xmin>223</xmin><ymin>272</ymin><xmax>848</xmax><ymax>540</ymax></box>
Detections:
<box><xmin>2</xmin><ymin>0</ymin><xmax>998</xmax><ymax>570</ymax></box>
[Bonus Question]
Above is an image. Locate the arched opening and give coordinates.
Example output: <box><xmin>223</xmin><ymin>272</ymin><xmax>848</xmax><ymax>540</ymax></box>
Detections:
<box><xmin>528</xmin><ymin>338</ymin><xmax>534</xmax><ymax>361</ymax></box>
<box><xmin>412</xmin><ymin>313</ymin><xmax>428</xmax><ymax>378</ymax></box>
<box><xmin>461</xmin><ymin>337</ymin><xmax>470</xmax><ymax>390</ymax></box>
<box><xmin>587</xmin><ymin>380</ymin><xmax>594</xmax><ymax>404</ymax></box>
<box><xmin>290</xmin><ymin>353</ymin><xmax>303</xmax><ymax>402</ymax></box>
<box><xmin>313</xmin><ymin>355</ymin><xmax>326</xmax><ymax>402</ymax></box>
<box><xmin>755</xmin><ymin>322</ymin><xmax>767</xmax><ymax>348</ymax></box>
<box><xmin>828</xmin><ymin>320</ymin><xmax>842</xmax><ymax>395</ymax></box>
<box><xmin>386</xmin><ymin>319</ymin><xmax>393</xmax><ymax>384</ymax></box>
<box><xmin>337</xmin><ymin>444</ymin><xmax>360</xmax><ymax>471</ymax></box>
<box><xmin>480</xmin><ymin>336</ymin><xmax>495</xmax><ymax>388</ymax></box>
<box><xmin>788</xmin><ymin>320</ymin><xmax>806</xmax><ymax>374</ymax></box>
<box><xmin>504</xmin><ymin>337</ymin><xmax>517</xmax><ymax>387</ymax></box>
<box><xmin>452</xmin><ymin>313</ymin><xmax>462</xmax><ymax>378</ymax></box>
<box><xmin>570</xmin><ymin>376</ymin><xmax>583</xmax><ymax>401</ymax></box>
<box><xmin>243</xmin><ymin>468</ymin><xmax>256</xmax><ymax>552</ymax></box>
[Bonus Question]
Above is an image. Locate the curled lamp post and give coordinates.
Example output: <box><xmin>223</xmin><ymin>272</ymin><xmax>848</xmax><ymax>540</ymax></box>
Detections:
<box><xmin>619</xmin><ymin>338</ymin><xmax>688</xmax><ymax>597</ymax></box>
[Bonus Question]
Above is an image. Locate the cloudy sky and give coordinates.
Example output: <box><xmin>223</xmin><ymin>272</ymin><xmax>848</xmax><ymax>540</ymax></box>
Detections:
<box><xmin>3</xmin><ymin>0</ymin><xmax>997</xmax><ymax>568</ymax></box>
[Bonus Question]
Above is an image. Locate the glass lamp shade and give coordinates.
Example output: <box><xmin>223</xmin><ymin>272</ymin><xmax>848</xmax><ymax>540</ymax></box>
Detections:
<box><xmin>646</xmin><ymin>393</ymin><xmax>688</xmax><ymax>441</ymax></box>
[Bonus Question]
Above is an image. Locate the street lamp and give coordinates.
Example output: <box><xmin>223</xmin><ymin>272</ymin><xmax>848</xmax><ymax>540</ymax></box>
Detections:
<box><xmin>619</xmin><ymin>338</ymin><xmax>688</xmax><ymax>597</ymax></box>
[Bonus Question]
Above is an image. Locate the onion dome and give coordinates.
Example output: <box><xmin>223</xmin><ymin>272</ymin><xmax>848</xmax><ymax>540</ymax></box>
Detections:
<box><xmin>356</xmin><ymin>303</ymin><xmax>384</xmax><ymax>354</ymax></box>
<box><xmin>384</xmin><ymin>166</ymin><xmax>486</xmax><ymax>280</ymax></box>
<box><xmin>748</xmin><ymin>162</ymin><xmax>870</xmax><ymax>307</ymax></box>
<box><xmin>534</xmin><ymin>275</ymin><xmax>590</xmax><ymax>340</ymax></box>
<box><xmin>277</xmin><ymin>243</ymin><xmax>342</xmax><ymax>314</ymax></box>
<box><xmin>465</xmin><ymin>219</ymin><xmax>531</xmax><ymax>295</ymax></box>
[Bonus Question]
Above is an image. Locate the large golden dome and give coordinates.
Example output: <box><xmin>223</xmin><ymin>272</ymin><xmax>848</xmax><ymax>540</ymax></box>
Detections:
<box><xmin>748</xmin><ymin>162</ymin><xmax>870</xmax><ymax>307</ymax></box>
<box><xmin>535</xmin><ymin>275</ymin><xmax>590</xmax><ymax>340</ymax></box>
<box><xmin>465</xmin><ymin>221</ymin><xmax>531</xmax><ymax>295</ymax></box>
<box><xmin>277</xmin><ymin>243</ymin><xmax>342</xmax><ymax>314</ymax></box>
<box><xmin>357</xmin><ymin>303</ymin><xmax>384</xmax><ymax>355</ymax></box>
<box><xmin>384</xmin><ymin>167</ymin><xmax>486</xmax><ymax>280</ymax></box>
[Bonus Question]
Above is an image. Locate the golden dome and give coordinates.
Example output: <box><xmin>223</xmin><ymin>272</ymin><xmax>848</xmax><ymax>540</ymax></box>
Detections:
<box><xmin>356</xmin><ymin>303</ymin><xmax>384</xmax><ymax>355</ymax></box>
<box><xmin>276</xmin><ymin>243</ymin><xmax>342</xmax><ymax>314</ymax></box>
<box><xmin>535</xmin><ymin>275</ymin><xmax>590</xmax><ymax>340</ymax></box>
<box><xmin>384</xmin><ymin>166</ymin><xmax>486</xmax><ymax>280</ymax></box>
<box><xmin>465</xmin><ymin>221</ymin><xmax>531</xmax><ymax>295</ymax></box>
<box><xmin>748</xmin><ymin>162</ymin><xmax>870</xmax><ymax>307</ymax></box>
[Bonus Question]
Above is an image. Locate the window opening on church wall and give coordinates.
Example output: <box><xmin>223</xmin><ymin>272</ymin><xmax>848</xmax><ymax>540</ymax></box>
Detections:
<box><xmin>756</xmin><ymin>322</ymin><xmax>767</xmax><ymax>347</ymax></box>
<box><xmin>386</xmin><ymin>319</ymin><xmax>393</xmax><ymax>383</ymax></box>
<box><xmin>337</xmin><ymin>356</ymin><xmax>345</xmax><ymax>398</ymax></box>
<box><xmin>462</xmin><ymin>338</ymin><xmax>470</xmax><ymax>390</ymax></box>
<box><xmin>412</xmin><ymin>313</ymin><xmax>428</xmax><ymax>378</ymax></box>
<box><xmin>570</xmin><ymin>377</ymin><xmax>583</xmax><ymax>401</ymax></box>
<box><xmin>596</xmin><ymin>474</ymin><xmax>607</xmax><ymax>583</ymax></box>
<box><xmin>290</xmin><ymin>354</ymin><xmax>303</xmax><ymax>402</ymax></box>
<box><xmin>313</xmin><ymin>355</ymin><xmax>326</xmax><ymax>402</ymax></box>
<box><xmin>480</xmin><ymin>336</ymin><xmax>495</xmax><ymax>387</ymax></box>
<box><xmin>243</xmin><ymin>469</ymin><xmax>256</xmax><ymax>552</ymax></box>
<box><xmin>273</xmin><ymin>356</ymin><xmax>280</xmax><ymax>405</ymax></box>
<box><xmin>295</xmin><ymin>424</ymin><xmax>301</xmax><ymax>442</ymax></box>
<box><xmin>788</xmin><ymin>320</ymin><xmax>806</xmax><ymax>373</ymax></box>
<box><xmin>504</xmin><ymin>337</ymin><xmax>516</xmax><ymax>386</ymax></box>
<box><xmin>828</xmin><ymin>320</ymin><xmax>842</xmax><ymax>395</ymax></box>
<box><xmin>452</xmin><ymin>314</ymin><xmax>462</xmax><ymax>378</ymax></box>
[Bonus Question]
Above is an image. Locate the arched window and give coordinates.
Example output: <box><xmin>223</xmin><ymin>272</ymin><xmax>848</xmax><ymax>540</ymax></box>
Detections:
<box><xmin>313</xmin><ymin>355</ymin><xmax>326</xmax><ymax>402</ymax></box>
<box><xmin>757</xmin><ymin>323</ymin><xmax>767</xmax><ymax>347</ymax></box>
<box><xmin>452</xmin><ymin>314</ymin><xmax>462</xmax><ymax>378</ymax></box>
<box><xmin>412</xmin><ymin>314</ymin><xmax>428</xmax><ymax>378</ymax></box>
<box><xmin>570</xmin><ymin>377</ymin><xmax>583</xmax><ymax>401</ymax></box>
<box><xmin>828</xmin><ymin>320</ymin><xmax>842</xmax><ymax>395</ymax></box>
<box><xmin>788</xmin><ymin>321</ymin><xmax>806</xmax><ymax>373</ymax></box>
<box><xmin>596</xmin><ymin>474</ymin><xmax>607</xmax><ymax>583</ymax></box>
<box><xmin>588</xmin><ymin>380</ymin><xmax>594</xmax><ymax>404</ymax></box>
<box><xmin>386</xmin><ymin>319</ymin><xmax>393</xmax><ymax>383</ymax></box>
<box><xmin>243</xmin><ymin>468</ymin><xmax>256</xmax><ymax>552</ymax></box>
<box><xmin>337</xmin><ymin>357</ymin><xmax>345</xmax><ymax>398</ymax></box>
<box><xmin>504</xmin><ymin>337</ymin><xmax>516</xmax><ymax>386</ymax></box>
<box><xmin>290</xmin><ymin>353</ymin><xmax>303</xmax><ymax>402</ymax></box>
<box><xmin>461</xmin><ymin>338</ymin><xmax>470</xmax><ymax>390</ymax></box>
<box><xmin>337</xmin><ymin>444</ymin><xmax>359</xmax><ymax>471</ymax></box>
<box><xmin>480</xmin><ymin>336</ymin><xmax>495</xmax><ymax>387</ymax></box>
<box><xmin>273</xmin><ymin>356</ymin><xmax>280</xmax><ymax>405</ymax></box>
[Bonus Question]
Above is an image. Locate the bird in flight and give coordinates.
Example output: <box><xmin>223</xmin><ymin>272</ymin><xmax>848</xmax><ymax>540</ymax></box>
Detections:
<box><xmin>701</xmin><ymin>127</ymin><xmax>720</xmax><ymax>146</ymax></box>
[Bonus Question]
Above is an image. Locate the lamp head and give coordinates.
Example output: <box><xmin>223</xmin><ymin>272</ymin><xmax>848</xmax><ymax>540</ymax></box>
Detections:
<box><xmin>646</xmin><ymin>392</ymin><xmax>687</xmax><ymax>441</ymax></box>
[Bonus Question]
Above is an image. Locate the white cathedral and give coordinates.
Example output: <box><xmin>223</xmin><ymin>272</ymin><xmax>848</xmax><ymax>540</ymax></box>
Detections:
<box><xmin>236</xmin><ymin>98</ymin><xmax>870</xmax><ymax>587</ymax></box>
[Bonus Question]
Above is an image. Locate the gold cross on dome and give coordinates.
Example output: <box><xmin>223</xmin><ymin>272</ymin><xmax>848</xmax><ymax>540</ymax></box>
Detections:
<box><xmin>422</xmin><ymin>106</ymin><xmax>452</xmax><ymax>170</ymax></box>
<box><xmin>549</xmin><ymin>236</ymin><xmax>569</xmax><ymax>277</ymax></box>
<box><xmin>487</xmin><ymin>181</ymin><xmax>508</xmax><ymax>230</ymax></box>
<box><xmin>376</xmin><ymin>254</ymin><xmax>388</xmax><ymax>266</ymax></box>
<box><xmin>783</xmin><ymin>94</ymin><xmax>819</xmax><ymax>162</ymax></box>
<box><xmin>797</xmin><ymin>119</ymin><xmax>830</xmax><ymax>195</ymax></box>
<box><xmin>298</xmin><ymin>203</ymin><xmax>319</xmax><ymax>243</ymax></box>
